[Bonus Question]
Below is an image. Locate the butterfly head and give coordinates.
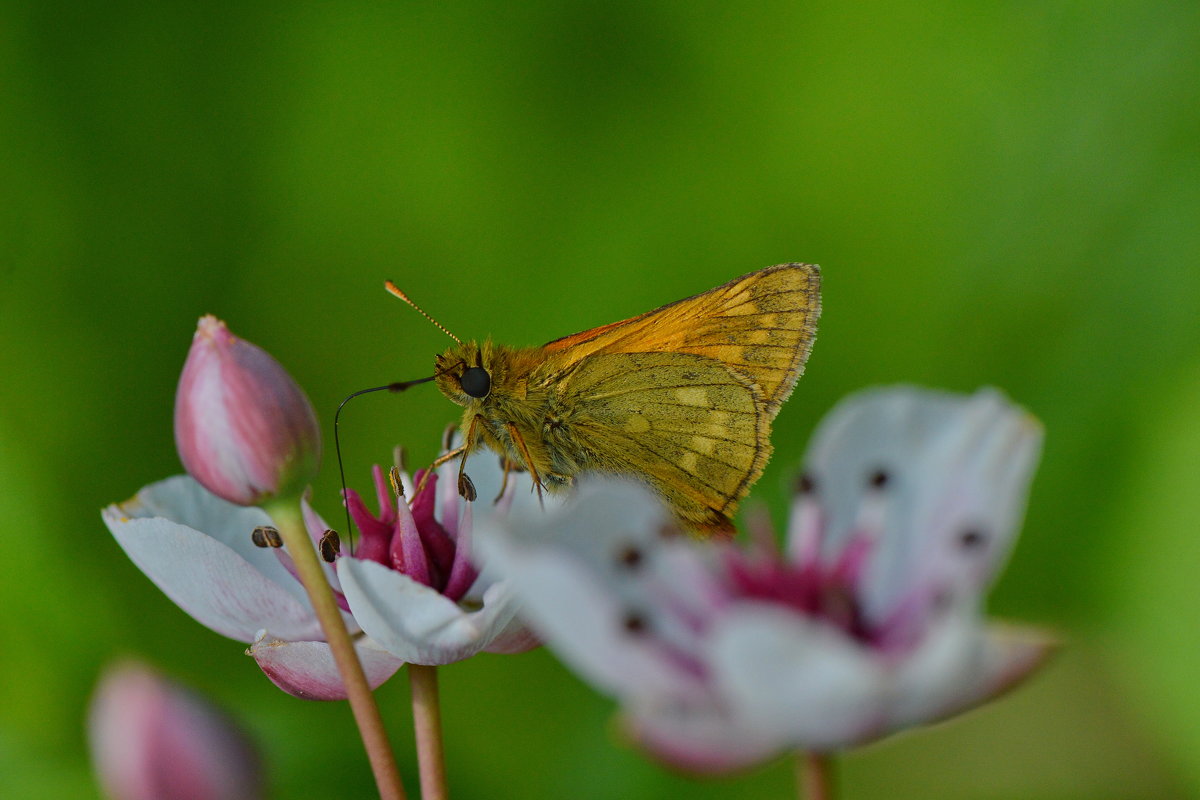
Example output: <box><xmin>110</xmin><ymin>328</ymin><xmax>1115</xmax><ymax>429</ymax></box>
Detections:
<box><xmin>435</xmin><ymin>340</ymin><xmax>494</xmax><ymax>406</ymax></box>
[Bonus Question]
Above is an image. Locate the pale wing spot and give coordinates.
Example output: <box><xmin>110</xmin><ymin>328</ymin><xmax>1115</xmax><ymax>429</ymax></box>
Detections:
<box><xmin>748</xmin><ymin>328</ymin><xmax>776</xmax><ymax>344</ymax></box>
<box><xmin>704</xmin><ymin>422</ymin><xmax>737</xmax><ymax>438</ymax></box>
<box><xmin>678</xmin><ymin>451</ymin><xmax>699</xmax><ymax>472</ymax></box>
<box><xmin>709</xmin><ymin>410</ymin><xmax>731</xmax><ymax>426</ymax></box>
<box><xmin>624</xmin><ymin>414</ymin><xmax>651</xmax><ymax>434</ymax></box>
<box><xmin>691</xmin><ymin>436</ymin><xmax>716</xmax><ymax>455</ymax></box>
<box><xmin>675</xmin><ymin>387</ymin><xmax>708</xmax><ymax>406</ymax></box>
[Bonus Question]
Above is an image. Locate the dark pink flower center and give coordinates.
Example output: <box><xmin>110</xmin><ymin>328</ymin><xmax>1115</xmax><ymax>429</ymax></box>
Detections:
<box><xmin>344</xmin><ymin>465</ymin><xmax>479</xmax><ymax>602</ymax></box>
<box><xmin>723</xmin><ymin>541</ymin><xmax>880</xmax><ymax>647</ymax></box>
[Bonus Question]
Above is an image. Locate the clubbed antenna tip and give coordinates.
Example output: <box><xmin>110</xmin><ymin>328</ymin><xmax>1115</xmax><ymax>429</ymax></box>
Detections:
<box><xmin>384</xmin><ymin>280</ymin><xmax>462</xmax><ymax>345</ymax></box>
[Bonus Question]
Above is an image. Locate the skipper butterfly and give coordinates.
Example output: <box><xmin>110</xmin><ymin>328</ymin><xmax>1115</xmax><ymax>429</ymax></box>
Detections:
<box><xmin>387</xmin><ymin>264</ymin><xmax>821</xmax><ymax>537</ymax></box>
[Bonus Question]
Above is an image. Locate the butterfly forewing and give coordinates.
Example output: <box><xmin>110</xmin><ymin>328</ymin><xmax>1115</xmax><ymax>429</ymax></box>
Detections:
<box><xmin>541</xmin><ymin>263</ymin><xmax>820</xmax><ymax>415</ymax></box>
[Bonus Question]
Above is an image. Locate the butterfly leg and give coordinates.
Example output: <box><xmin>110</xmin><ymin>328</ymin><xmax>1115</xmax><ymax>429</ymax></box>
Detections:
<box><xmin>412</xmin><ymin>443</ymin><xmax>469</xmax><ymax>498</ymax></box>
<box><xmin>504</xmin><ymin>421</ymin><xmax>545</xmax><ymax>507</ymax></box>
<box><xmin>449</xmin><ymin>414</ymin><xmax>494</xmax><ymax>501</ymax></box>
<box><xmin>493</xmin><ymin>457</ymin><xmax>513</xmax><ymax>503</ymax></box>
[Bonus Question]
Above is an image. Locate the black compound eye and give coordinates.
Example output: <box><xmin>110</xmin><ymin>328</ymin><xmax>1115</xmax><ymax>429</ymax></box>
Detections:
<box><xmin>460</xmin><ymin>366</ymin><xmax>491</xmax><ymax>398</ymax></box>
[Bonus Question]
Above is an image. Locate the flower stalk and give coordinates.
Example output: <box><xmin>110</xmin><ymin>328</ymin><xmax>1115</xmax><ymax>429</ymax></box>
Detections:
<box><xmin>798</xmin><ymin>752</ymin><xmax>835</xmax><ymax>800</ymax></box>
<box><xmin>264</xmin><ymin>498</ymin><xmax>406</xmax><ymax>800</ymax></box>
<box><xmin>409</xmin><ymin>664</ymin><xmax>449</xmax><ymax>800</ymax></box>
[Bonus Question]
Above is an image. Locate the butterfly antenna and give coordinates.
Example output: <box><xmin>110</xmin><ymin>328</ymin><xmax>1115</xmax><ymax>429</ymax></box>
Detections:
<box><xmin>334</xmin><ymin>376</ymin><xmax>436</xmax><ymax>550</ymax></box>
<box><xmin>385</xmin><ymin>280</ymin><xmax>462</xmax><ymax>345</ymax></box>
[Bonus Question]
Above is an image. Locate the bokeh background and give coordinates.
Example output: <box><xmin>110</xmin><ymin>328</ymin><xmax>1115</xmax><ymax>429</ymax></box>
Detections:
<box><xmin>3</xmin><ymin>1</ymin><xmax>1198</xmax><ymax>797</ymax></box>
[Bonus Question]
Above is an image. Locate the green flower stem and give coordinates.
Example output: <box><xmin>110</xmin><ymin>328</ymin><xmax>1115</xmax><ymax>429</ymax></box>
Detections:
<box><xmin>798</xmin><ymin>751</ymin><xmax>835</xmax><ymax>800</ymax></box>
<box><xmin>409</xmin><ymin>664</ymin><xmax>448</xmax><ymax>800</ymax></box>
<box><xmin>266</xmin><ymin>499</ymin><xmax>406</xmax><ymax>800</ymax></box>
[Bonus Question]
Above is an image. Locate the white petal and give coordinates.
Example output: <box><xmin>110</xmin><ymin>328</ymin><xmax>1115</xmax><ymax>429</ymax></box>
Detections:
<box><xmin>119</xmin><ymin>475</ymin><xmax>310</xmax><ymax>607</ymax></box>
<box><xmin>912</xmin><ymin>621</ymin><xmax>1056</xmax><ymax>727</ymax></box>
<box><xmin>474</xmin><ymin>479</ymin><xmax>714</xmax><ymax>703</ymax></box>
<box><xmin>248</xmin><ymin>633</ymin><xmax>403</xmax><ymax>700</ymax></box>
<box><xmin>337</xmin><ymin>557</ymin><xmax>520</xmax><ymax>665</ymax></box>
<box><xmin>885</xmin><ymin>608</ymin><xmax>986</xmax><ymax>730</ymax></box>
<box><xmin>103</xmin><ymin>506</ymin><xmax>324</xmax><ymax>643</ymax></box>
<box><xmin>708</xmin><ymin>603</ymin><xmax>885</xmax><ymax>750</ymax></box>
<box><xmin>484</xmin><ymin>476</ymin><xmax>724</xmax><ymax>649</ymax></box>
<box><xmin>436</xmin><ymin>446</ymin><xmax>569</xmax><ymax>526</ymax></box>
<box><xmin>801</xmin><ymin>387</ymin><xmax>1042</xmax><ymax>625</ymax></box>
<box><xmin>481</xmin><ymin>616</ymin><xmax>540</xmax><ymax>654</ymax></box>
<box><xmin>623</xmin><ymin>704</ymin><xmax>784</xmax><ymax>774</ymax></box>
<box><xmin>897</xmin><ymin>389</ymin><xmax>1042</xmax><ymax>604</ymax></box>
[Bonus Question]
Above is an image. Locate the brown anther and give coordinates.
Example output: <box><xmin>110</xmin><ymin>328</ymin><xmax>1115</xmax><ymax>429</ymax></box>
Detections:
<box><xmin>458</xmin><ymin>472</ymin><xmax>477</xmax><ymax>502</ymax></box>
<box><xmin>867</xmin><ymin>468</ymin><xmax>890</xmax><ymax>489</ymax></box>
<box><xmin>388</xmin><ymin>466</ymin><xmax>406</xmax><ymax>499</ymax></box>
<box><xmin>622</xmin><ymin>612</ymin><xmax>648</xmax><ymax>634</ymax></box>
<box><xmin>319</xmin><ymin>530</ymin><xmax>341</xmax><ymax>563</ymax></box>
<box><xmin>251</xmin><ymin>525</ymin><xmax>283</xmax><ymax>548</ymax></box>
<box><xmin>796</xmin><ymin>472</ymin><xmax>816</xmax><ymax>495</ymax></box>
<box><xmin>616</xmin><ymin>544</ymin><xmax>644</xmax><ymax>570</ymax></box>
<box><xmin>959</xmin><ymin>528</ymin><xmax>987</xmax><ymax>550</ymax></box>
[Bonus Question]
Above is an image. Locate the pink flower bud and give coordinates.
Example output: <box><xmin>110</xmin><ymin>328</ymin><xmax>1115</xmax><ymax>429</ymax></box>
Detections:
<box><xmin>88</xmin><ymin>661</ymin><xmax>264</xmax><ymax>800</ymax></box>
<box><xmin>175</xmin><ymin>316</ymin><xmax>320</xmax><ymax>506</ymax></box>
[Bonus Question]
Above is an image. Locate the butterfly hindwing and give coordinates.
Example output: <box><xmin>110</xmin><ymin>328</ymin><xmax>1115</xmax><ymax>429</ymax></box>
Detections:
<box><xmin>539</xmin><ymin>351</ymin><xmax>767</xmax><ymax>534</ymax></box>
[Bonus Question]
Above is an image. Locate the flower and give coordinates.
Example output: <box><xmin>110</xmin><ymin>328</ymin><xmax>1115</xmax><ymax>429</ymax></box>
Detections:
<box><xmin>174</xmin><ymin>315</ymin><xmax>320</xmax><ymax>506</ymax></box>
<box><xmin>102</xmin><ymin>476</ymin><xmax>403</xmax><ymax>700</ymax></box>
<box><xmin>334</xmin><ymin>440</ymin><xmax>547</xmax><ymax>665</ymax></box>
<box><xmin>103</xmin><ymin>436</ymin><xmax>543</xmax><ymax>694</ymax></box>
<box><xmin>88</xmin><ymin>660</ymin><xmax>264</xmax><ymax>800</ymax></box>
<box><xmin>476</xmin><ymin>386</ymin><xmax>1054</xmax><ymax>772</ymax></box>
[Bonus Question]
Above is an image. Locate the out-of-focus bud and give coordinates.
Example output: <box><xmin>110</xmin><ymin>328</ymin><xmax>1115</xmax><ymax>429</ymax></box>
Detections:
<box><xmin>174</xmin><ymin>315</ymin><xmax>320</xmax><ymax>506</ymax></box>
<box><xmin>88</xmin><ymin>661</ymin><xmax>264</xmax><ymax>800</ymax></box>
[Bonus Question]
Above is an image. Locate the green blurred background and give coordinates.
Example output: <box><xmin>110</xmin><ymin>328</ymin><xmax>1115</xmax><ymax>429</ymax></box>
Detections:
<box><xmin>2</xmin><ymin>1</ymin><xmax>1198</xmax><ymax>797</ymax></box>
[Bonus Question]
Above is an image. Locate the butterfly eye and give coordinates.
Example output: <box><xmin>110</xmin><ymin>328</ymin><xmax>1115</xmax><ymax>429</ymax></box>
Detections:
<box><xmin>460</xmin><ymin>366</ymin><xmax>491</xmax><ymax>398</ymax></box>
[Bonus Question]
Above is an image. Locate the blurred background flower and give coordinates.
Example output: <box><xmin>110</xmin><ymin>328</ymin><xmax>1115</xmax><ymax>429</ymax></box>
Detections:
<box><xmin>1</xmin><ymin>2</ymin><xmax>1196</xmax><ymax>797</ymax></box>
<box><xmin>89</xmin><ymin>660</ymin><xmax>264</xmax><ymax>800</ymax></box>
<box><xmin>476</xmin><ymin>388</ymin><xmax>1052</xmax><ymax>772</ymax></box>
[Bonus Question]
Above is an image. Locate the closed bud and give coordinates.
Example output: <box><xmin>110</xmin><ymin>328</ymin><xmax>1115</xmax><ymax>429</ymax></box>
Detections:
<box><xmin>174</xmin><ymin>315</ymin><xmax>320</xmax><ymax>506</ymax></box>
<box><xmin>88</xmin><ymin>661</ymin><xmax>264</xmax><ymax>800</ymax></box>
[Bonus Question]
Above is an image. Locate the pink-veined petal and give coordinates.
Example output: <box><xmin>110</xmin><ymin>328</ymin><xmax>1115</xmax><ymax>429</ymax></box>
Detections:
<box><xmin>248</xmin><ymin>633</ymin><xmax>403</xmax><ymax>700</ymax></box>
<box><xmin>915</xmin><ymin>621</ymin><xmax>1057</xmax><ymax>727</ymax></box>
<box><xmin>483</xmin><ymin>618</ymin><xmax>541</xmax><ymax>655</ymax></box>
<box><xmin>623</xmin><ymin>703</ymin><xmax>784</xmax><ymax>774</ymax></box>
<box><xmin>300</xmin><ymin>496</ymin><xmax>344</xmax><ymax>594</ymax></box>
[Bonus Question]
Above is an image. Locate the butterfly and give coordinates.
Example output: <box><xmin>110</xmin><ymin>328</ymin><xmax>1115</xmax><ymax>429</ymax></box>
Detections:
<box><xmin>388</xmin><ymin>263</ymin><xmax>821</xmax><ymax>536</ymax></box>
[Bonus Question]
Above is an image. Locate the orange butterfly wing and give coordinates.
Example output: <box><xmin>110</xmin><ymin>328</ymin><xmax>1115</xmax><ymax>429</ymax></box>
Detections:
<box><xmin>541</xmin><ymin>263</ymin><xmax>821</xmax><ymax>416</ymax></box>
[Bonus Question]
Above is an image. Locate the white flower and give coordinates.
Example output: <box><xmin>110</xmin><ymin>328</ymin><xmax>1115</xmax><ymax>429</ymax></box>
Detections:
<box><xmin>477</xmin><ymin>386</ymin><xmax>1054</xmax><ymax>771</ymax></box>
<box><xmin>336</xmin><ymin>443</ymin><xmax>551</xmax><ymax>665</ymax></box>
<box><xmin>102</xmin><ymin>476</ymin><xmax>402</xmax><ymax>700</ymax></box>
